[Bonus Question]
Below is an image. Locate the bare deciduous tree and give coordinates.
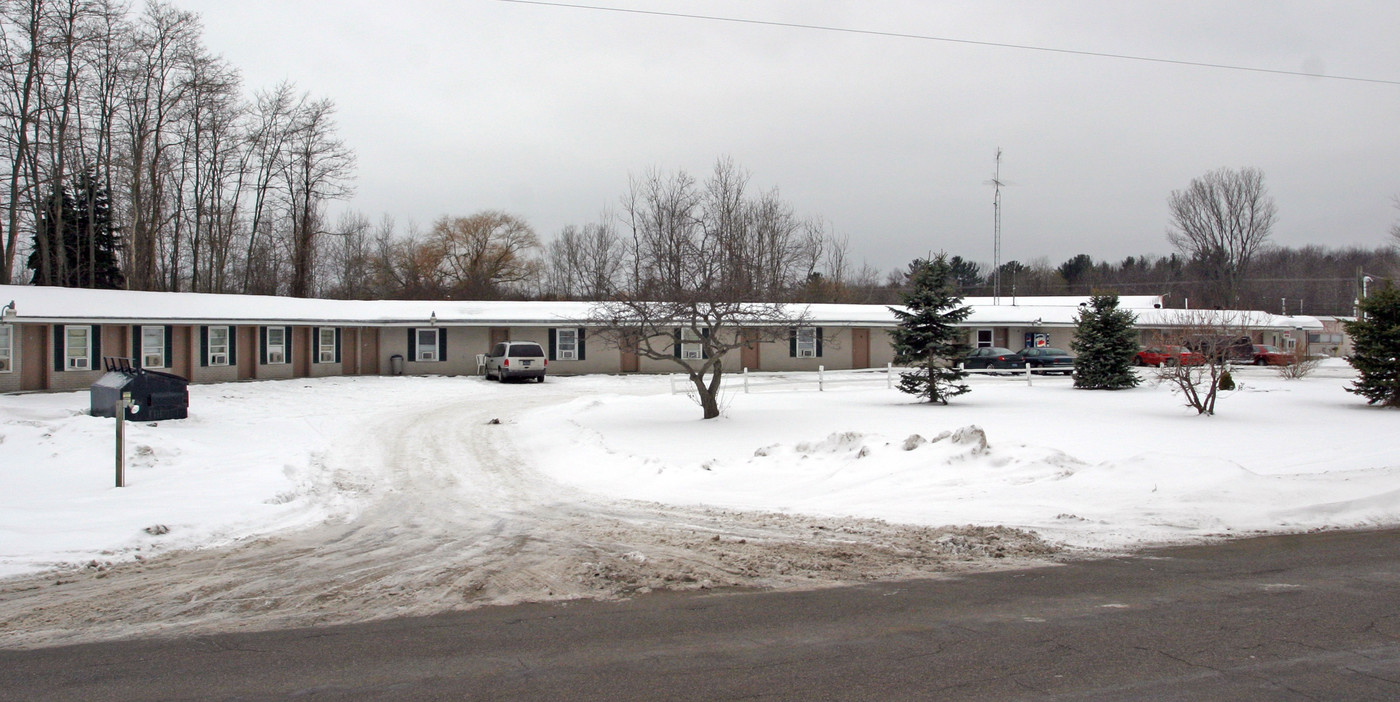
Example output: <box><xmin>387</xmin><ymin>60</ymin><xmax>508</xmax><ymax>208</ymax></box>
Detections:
<box><xmin>1390</xmin><ymin>196</ymin><xmax>1400</xmax><ymax>250</ymax></box>
<box><xmin>1150</xmin><ymin>310</ymin><xmax>1263</xmax><ymax>416</ymax></box>
<box><xmin>429</xmin><ymin>210</ymin><xmax>540</xmax><ymax>299</ymax></box>
<box><xmin>1167</xmin><ymin>167</ymin><xmax>1278</xmax><ymax>308</ymax></box>
<box><xmin>588</xmin><ymin>159</ymin><xmax>821</xmax><ymax>420</ymax></box>
<box><xmin>542</xmin><ymin>213</ymin><xmax>623</xmax><ymax>300</ymax></box>
<box><xmin>280</xmin><ymin>94</ymin><xmax>353</xmax><ymax>298</ymax></box>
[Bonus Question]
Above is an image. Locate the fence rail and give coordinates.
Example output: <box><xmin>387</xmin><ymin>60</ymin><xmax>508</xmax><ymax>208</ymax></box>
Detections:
<box><xmin>668</xmin><ymin>363</ymin><xmax>1058</xmax><ymax>395</ymax></box>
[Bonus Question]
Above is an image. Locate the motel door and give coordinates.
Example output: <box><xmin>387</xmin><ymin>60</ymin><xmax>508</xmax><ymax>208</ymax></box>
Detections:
<box><xmin>741</xmin><ymin>328</ymin><xmax>761</xmax><ymax>370</ymax></box>
<box><xmin>852</xmin><ymin>328</ymin><xmax>870</xmax><ymax>368</ymax></box>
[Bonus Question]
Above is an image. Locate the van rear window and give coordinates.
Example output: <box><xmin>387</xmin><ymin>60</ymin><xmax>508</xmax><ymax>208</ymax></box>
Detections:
<box><xmin>509</xmin><ymin>344</ymin><xmax>545</xmax><ymax>357</ymax></box>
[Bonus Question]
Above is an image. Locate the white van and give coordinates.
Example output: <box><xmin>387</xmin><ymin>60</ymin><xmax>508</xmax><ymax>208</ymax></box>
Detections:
<box><xmin>484</xmin><ymin>341</ymin><xmax>547</xmax><ymax>382</ymax></box>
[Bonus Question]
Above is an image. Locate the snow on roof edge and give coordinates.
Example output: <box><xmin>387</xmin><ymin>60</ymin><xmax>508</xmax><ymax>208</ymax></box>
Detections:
<box><xmin>0</xmin><ymin>285</ymin><xmax>1319</xmax><ymax>330</ymax></box>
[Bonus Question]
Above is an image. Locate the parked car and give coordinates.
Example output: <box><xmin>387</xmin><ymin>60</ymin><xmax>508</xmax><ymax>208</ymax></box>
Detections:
<box><xmin>1249</xmin><ymin>344</ymin><xmax>1292</xmax><ymax>366</ymax></box>
<box><xmin>484</xmin><ymin>341</ymin><xmax>547</xmax><ymax>382</ymax></box>
<box><xmin>1017</xmin><ymin>347</ymin><xmax>1075</xmax><ymax>374</ymax></box>
<box><xmin>960</xmin><ymin>347</ymin><xmax>1027</xmax><ymax>371</ymax></box>
<box><xmin>1135</xmin><ymin>345</ymin><xmax>1205</xmax><ymax>367</ymax></box>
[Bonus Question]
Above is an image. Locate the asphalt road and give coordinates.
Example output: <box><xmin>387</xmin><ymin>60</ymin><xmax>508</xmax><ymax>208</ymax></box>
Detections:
<box><xmin>4</xmin><ymin>528</ymin><xmax>1400</xmax><ymax>701</ymax></box>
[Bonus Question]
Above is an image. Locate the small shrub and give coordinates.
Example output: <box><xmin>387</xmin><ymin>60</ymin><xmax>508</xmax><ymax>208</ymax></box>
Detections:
<box><xmin>1277</xmin><ymin>351</ymin><xmax>1321</xmax><ymax>379</ymax></box>
<box><xmin>1217</xmin><ymin>369</ymin><xmax>1236</xmax><ymax>391</ymax></box>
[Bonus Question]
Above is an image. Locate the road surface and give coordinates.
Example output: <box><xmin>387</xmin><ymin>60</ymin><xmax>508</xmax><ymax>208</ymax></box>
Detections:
<box><xmin>3</xmin><ymin>528</ymin><xmax>1399</xmax><ymax>700</ymax></box>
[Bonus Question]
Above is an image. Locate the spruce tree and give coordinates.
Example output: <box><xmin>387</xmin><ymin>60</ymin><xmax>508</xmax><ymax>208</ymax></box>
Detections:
<box><xmin>1071</xmin><ymin>293</ymin><xmax>1140</xmax><ymax>389</ymax></box>
<box><xmin>1345</xmin><ymin>285</ymin><xmax>1400</xmax><ymax>407</ymax></box>
<box><xmin>889</xmin><ymin>255</ymin><xmax>972</xmax><ymax>404</ymax></box>
<box><xmin>27</xmin><ymin>169</ymin><xmax>124</xmax><ymax>289</ymax></box>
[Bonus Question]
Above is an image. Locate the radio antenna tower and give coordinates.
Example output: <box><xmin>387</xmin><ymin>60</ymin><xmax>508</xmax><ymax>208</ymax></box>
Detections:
<box><xmin>984</xmin><ymin>148</ymin><xmax>1007</xmax><ymax>305</ymax></box>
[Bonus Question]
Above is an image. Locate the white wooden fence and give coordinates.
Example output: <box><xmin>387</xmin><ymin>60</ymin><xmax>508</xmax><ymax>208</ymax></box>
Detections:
<box><xmin>668</xmin><ymin>363</ymin><xmax>1047</xmax><ymax>395</ymax></box>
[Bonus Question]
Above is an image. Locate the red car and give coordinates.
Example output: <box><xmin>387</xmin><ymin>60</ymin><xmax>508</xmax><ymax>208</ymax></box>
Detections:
<box><xmin>1135</xmin><ymin>345</ymin><xmax>1205</xmax><ymax>367</ymax></box>
<box><xmin>1249</xmin><ymin>344</ymin><xmax>1292</xmax><ymax>366</ymax></box>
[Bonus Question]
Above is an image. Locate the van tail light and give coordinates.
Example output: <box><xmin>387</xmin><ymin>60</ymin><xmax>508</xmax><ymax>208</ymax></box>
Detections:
<box><xmin>503</xmin><ymin>359</ymin><xmax>510</xmax><ymax>367</ymax></box>
<box><xmin>543</xmin><ymin>359</ymin><xmax>548</xmax><ymax>367</ymax></box>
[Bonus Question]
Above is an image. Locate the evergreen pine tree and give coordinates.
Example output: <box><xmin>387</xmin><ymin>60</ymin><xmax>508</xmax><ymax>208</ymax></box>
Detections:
<box><xmin>27</xmin><ymin>169</ymin><xmax>124</xmax><ymax>289</ymax></box>
<box><xmin>889</xmin><ymin>255</ymin><xmax>972</xmax><ymax>404</ymax></box>
<box><xmin>1071</xmin><ymin>293</ymin><xmax>1140</xmax><ymax>389</ymax></box>
<box><xmin>1345</xmin><ymin>285</ymin><xmax>1400</xmax><ymax>407</ymax></box>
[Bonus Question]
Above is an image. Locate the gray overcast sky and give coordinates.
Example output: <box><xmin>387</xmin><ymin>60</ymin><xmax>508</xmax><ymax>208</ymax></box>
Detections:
<box><xmin>173</xmin><ymin>0</ymin><xmax>1400</xmax><ymax>274</ymax></box>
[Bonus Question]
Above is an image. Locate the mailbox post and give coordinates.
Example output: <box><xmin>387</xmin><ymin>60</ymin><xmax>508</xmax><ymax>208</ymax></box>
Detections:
<box><xmin>115</xmin><ymin>391</ymin><xmax>131</xmax><ymax>488</ymax></box>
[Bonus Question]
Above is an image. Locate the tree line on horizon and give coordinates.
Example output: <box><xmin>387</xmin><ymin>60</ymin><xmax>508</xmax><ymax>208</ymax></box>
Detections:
<box><xmin>298</xmin><ymin>165</ymin><xmax>1400</xmax><ymax>318</ymax></box>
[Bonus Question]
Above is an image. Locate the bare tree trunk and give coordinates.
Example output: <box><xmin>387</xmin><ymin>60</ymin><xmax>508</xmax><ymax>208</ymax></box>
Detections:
<box><xmin>2</xmin><ymin>0</ymin><xmax>44</xmax><ymax>284</ymax></box>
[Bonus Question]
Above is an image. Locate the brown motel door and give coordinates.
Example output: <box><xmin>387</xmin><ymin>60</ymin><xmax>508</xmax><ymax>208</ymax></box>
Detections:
<box><xmin>852</xmin><ymin>328</ymin><xmax>870</xmax><ymax>368</ymax></box>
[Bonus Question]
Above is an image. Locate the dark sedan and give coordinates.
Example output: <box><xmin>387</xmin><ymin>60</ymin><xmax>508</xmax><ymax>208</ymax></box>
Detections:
<box><xmin>1017</xmin><ymin>347</ymin><xmax>1075</xmax><ymax>375</ymax></box>
<box><xmin>960</xmin><ymin>347</ymin><xmax>1028</xmax><ymax>371</ymax></box>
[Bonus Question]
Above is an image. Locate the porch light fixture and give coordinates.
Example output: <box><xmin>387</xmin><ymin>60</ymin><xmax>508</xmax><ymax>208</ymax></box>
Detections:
<box><xmin>430</xmin><ymin>311</ymin><xmax>437</xmax><ymax>327</ymax></box>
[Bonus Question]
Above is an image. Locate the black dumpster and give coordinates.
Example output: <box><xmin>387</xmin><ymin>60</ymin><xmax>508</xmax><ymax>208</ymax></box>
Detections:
<box><xmin>90</xmin><ymin>357</ymin><xmax>189</xmax><ymax>421</ymax></box>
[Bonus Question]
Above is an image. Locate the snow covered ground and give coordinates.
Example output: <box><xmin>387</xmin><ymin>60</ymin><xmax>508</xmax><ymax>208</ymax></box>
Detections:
<box><xmin>0</xmin><ymin>359</ymin><xmax>1394</xmax><ymax>581</ymax></box>
<box><xmin>523</xmin><ymin>360</ymin><xmax>1400</xmax><ymax>549</ymax></box>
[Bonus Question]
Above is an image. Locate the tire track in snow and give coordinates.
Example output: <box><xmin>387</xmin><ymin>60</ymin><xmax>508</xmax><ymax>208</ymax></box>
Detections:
<box><xmin>0</xmin><ymin>381</ymin><xmax>1058</xmax><ymax>648</ymax></box>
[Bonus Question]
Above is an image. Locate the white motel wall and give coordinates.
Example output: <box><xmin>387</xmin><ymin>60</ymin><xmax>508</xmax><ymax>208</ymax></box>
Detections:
<box><xmin>0</xmin><ymin>285</ymin><xmax>1321</xmax><ymax>393</ymax></box>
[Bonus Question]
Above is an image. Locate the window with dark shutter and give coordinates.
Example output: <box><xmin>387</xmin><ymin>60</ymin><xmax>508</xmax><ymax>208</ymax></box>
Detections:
<box><xmin>317</xmin><ymin>328</ymin><xmax>337</xmax><ymax>364</ymax></box>
<box><xmin>205</xmin><ymin>326</ymin><xmax>231</xmax><ymax>366</ymax></box>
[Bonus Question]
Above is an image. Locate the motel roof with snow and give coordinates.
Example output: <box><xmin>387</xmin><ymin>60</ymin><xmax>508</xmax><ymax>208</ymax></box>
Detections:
<box><xmin>0</xmin><ymin>285</ymin><xmax>1322</xmax><ymax>393</ymax></box>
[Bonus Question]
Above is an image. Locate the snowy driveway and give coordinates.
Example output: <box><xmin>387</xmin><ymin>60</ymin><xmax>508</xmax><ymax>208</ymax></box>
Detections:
<box><xmin>0</xmin><ymin>374</ymin><xmax>1048</xmax><ymax>648</ymax></box>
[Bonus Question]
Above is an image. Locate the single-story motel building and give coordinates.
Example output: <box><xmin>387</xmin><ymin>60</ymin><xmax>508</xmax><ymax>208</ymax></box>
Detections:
<box><xmin>0</xmin><ymin>285</ymin><xmax>1325</xmax><ymax>393</ymax></box>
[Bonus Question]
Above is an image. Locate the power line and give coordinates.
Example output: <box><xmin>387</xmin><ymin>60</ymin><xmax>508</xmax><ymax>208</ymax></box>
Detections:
<box><xmin>496</xmin><ymin>0</ymin><xmax>1400</xmax><ymax>87</ymax></box>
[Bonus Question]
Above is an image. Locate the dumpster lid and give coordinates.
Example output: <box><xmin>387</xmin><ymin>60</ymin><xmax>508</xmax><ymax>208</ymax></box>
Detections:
<box><xmin>92</xmin><ymin>373</ymin><xmax>129</xmax><ymax>390</ymax></box>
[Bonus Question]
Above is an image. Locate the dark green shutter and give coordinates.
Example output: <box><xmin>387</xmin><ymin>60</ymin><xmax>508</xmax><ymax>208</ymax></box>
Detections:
<box><xmin>407</xmin><ymin>328</ymin><xmax>416</xmax><ymax>360</ymax></box>
<box><xmin>437</xmin><ymin>328</ymin><xmax>447</xmax><ymax>361</ymax></box>
<box><xmin>284</xmin><ymin>327</ymin><xmax>292</xmax><ymax>363</ymax></box>
<box><xmin>334</xmin><ymin>328</ymin><xmax>342</xmax><ymax>364</ymax></box>
<box><xmin>163</xmin><ymin>325</ymin><xmax>172</xmax><ymax>368</ymax></box>
<box><xmin>131</xmin><ymin>325</ymin><xmax>141</xmax><ymax>367</ymax></box>
<box><xmin>313</xmin><ymin>327</ymin><xmax>323</xmax><ymax>363</ymax></box>
<box><xmin>701</xmin><ymin>328</ymin><xmax>710</xmax><ymax>359</ymax></box>
<box><xmin>91</xmin><ymin>325</ymin><xmax>101</xmax><ymax>364</ymax></box>
<box><xmin>673</xmin><ymin>328</ymin><xmax>681</xmax><ymax>358</ymax></box>
<box><xmin>816</xmin><ymin>327</ymin><xmax>823</xmax><ymax>358</ymax></box>
<box><xmin>789</xmin><ymin>328</ymin><xmax>797</xmax><ymax>357</ymax></box>
<box><xmin>548</xmin><ymin>328</ymin><xmax>557</xmax><ymax>361</ymax></box>
<box><xmin>259</xmin><ymin>326</ymin><xmax>268</xmax><ymax>365</ymax></box>
<box><xmin>577</xmin><ymin>328</ymin><xmax>586</xmax><ymax>361</ymax></box>
<box><xmin>53</xmin><ymin>326</ymin><xmax>63</xmax><ymax>372</ymax></box>
<box><xmin>200</xmin><ymin>327</ymin><xmax>209</xmax><ymax>367</ymax></box>
<box><xmin>228</xmin><ymin>327</ymin><xmax>237</xmax><ymax>366</ymax></box>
